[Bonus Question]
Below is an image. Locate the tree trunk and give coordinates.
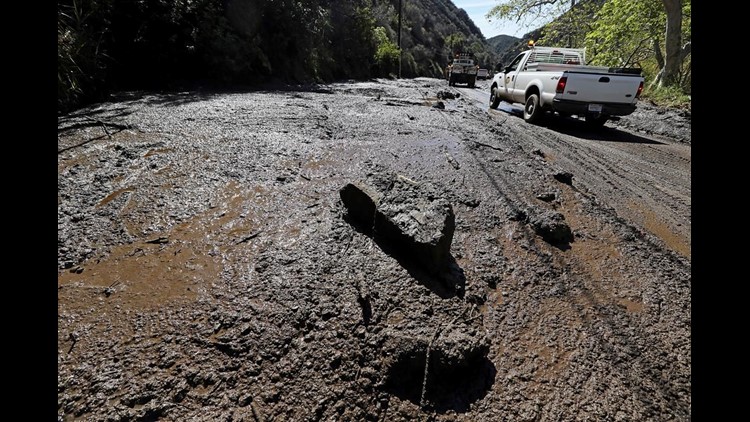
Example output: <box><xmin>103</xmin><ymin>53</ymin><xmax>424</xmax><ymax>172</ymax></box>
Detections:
<box><xmin>648</xmin><ymin>38</ymin><xmax>665</xmax><ymax>89</ymax></box>
<box><xmin>661</xmin><ymin>0</ymin><xmax>682</xmax><ymax>87</ymax></box>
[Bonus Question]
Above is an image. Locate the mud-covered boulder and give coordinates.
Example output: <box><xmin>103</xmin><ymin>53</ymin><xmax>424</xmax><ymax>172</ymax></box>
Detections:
<box><xmin>340</xmin><ymin>174</ymin><xmax>455</xmax><ymax>275</ymax></box>
<box><xmin>374</xmin><ymin>175</ymin><xmax>455</xmax><ymax>274</ymax></box>
<box><xmin>529</xmin><ymin>210</ymin><xmax>574</xmax><ymax>245</ymax></box>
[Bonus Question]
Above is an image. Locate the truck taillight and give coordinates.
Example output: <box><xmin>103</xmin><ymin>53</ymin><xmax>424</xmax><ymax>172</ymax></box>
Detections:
<box><xmin>556</xmin><ymin>76</ymin><xmax>567</xmax><ymax>94</ymax></box>
<box><xmin>636</xmin><ymin>81</ymin><xmax>644</xmax><ymax>98</ymax></box>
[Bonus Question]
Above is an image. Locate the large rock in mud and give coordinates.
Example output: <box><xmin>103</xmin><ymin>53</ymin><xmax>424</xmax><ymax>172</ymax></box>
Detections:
<box><xmin>340</xmin><ymin>174</ymin><xmax>455</xmax><ymax>275</ymax></box>
<box><xmin>375</xmin><ymin>175</ymin><xmax>455</xmax><ymax>274</ymax></box>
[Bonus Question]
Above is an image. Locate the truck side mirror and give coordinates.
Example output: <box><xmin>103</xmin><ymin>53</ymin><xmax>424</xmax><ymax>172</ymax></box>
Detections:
<box><xmin>494</xmin><ymin>63</ymin><xmax>503</xmax><ymax>72</ymax></box>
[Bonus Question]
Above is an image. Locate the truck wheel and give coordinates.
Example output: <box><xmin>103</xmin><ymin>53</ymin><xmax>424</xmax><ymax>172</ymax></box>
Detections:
<box><xmin>523</xmin><ymin>93</ymin><xmax>543</xmax><ymax>123</ymax></box>
<box><xmin>489</xmin><ymin>86</ymin><xmax>501</xmax><ymax>109</ymax></box>
<box><xmin>469</xmin><ymin>77</ymin><xmax>476</xmax><ymax>88</ymax></box>
<box><xmin>585</xmin><ymin>114</ymin><xmax>608</xmax><ymax>128</ymax></box>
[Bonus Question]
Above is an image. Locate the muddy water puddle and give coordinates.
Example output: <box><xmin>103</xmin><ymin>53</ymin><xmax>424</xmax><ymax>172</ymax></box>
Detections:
<box><xmin>58</xmin><ymin>180</ymin><xmax>275</xmax><ymax>310</ymax></box>
<box><xmin>626</xmin><ymin>198</ymin><xmax>690</xmax><ymax>259</ymax></box>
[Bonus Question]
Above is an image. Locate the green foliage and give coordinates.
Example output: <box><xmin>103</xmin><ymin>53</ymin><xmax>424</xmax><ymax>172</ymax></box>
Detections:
<box><xmin>486</xmin><ymin>0</ymin><xmax>569</xmax><ymax>32</ymax></box>
<box><xmin>641</xmin><ymin>84</ymin><xmax>691</xmax><ymax>108</ymax></box>
<box><xmin>584</xmin><ymin>0</ymin><xmax>662</xmax><ymax>67</ymax></box>
<box><xmin>469</xmin><ymin>41</ymin><xmax>486</xmax><ymax>56</ymax></box>
<box><xmin>536</xmin><ymin>1</ymin><xmax>604</xmax><ymax>48</ymax></box>
<box><xmin>401</xmin><ymin>51</ymin><xmax>419</xmax><ymax>78</ymax></box>
<box><xmin>196</xmin><ymin>5</ymin><xmax>267</xmax><ymax>84</ymax></box>
<box><xmin>330</xmin><ymin>6</ymin><xmax>379</xmax><ymax>80</ymax></box>
<box><xmin>584</xmin><ymin>0</ymin><xmax>690</xmax><ymax>92</ymax></box>
<box><xmin>445</xmin><ymin>33</ymin><xmax>466</xmax><ymax>55</ymax></box>
<box><xmin>373</xmin><ymin>26</ymin><xmax>401</xmax><ymax>76</ymax></box>
<box><xmin>57</xmin><ymin>0</ymin><xmax>113</xmax><ymax>113</ymax></box>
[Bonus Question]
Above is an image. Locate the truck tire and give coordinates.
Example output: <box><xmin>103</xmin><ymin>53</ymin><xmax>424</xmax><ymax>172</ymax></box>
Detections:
<box><xmin>468</xmin><ymin>76</ymin><xmax>476</xmax><ymax>88</ymax></box>
<box><xmin>523</xmin><ymin>93</ymin><xmax>543</xmax><ymax>124</ymax></box>
<box><xmin>449</xmin><ymin>75</ymin><xmax>454</xmax><ymax>86</ymax></box>
<box><xmin>585</xmin><ymin>114</ymin><xmax>608</xmax><ymax>128</ymax></box>
<box><xmin>489</xmin><ymin>86</ymin><xmax>501</xmax><ymax>109</ymax></box>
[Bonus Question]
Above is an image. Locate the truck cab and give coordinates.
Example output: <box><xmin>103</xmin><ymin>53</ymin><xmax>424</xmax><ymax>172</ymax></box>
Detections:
<box><xmin>496</xmin><ymin>47</ymin><xmax>585</xmax><ymax>104</ymax></box>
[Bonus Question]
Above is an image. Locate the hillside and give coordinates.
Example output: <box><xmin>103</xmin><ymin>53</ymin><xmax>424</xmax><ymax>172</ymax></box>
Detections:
<box><xmin>486</xmin><ymin>34</ymin><xmax>521</xmax><ymax>57</ymax></box>
<box><xmin>371</xmin><ymin>0</ymin><xmax>499</xmax><ymax>78</ymax></box>
<box><xmin>58</xmin><ymin>0</ymin><xmax>501</xmax><ymax>113</ymax></box>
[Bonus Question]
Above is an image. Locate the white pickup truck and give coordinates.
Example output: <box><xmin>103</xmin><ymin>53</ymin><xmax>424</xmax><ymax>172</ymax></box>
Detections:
<box><xmin>489</xmin><ymin>45</ymin><xmax>644</xmax><ymax>127</ymax></box>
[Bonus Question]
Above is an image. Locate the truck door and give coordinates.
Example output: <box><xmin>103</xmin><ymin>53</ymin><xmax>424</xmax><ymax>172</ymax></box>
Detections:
<box><xmin>501</xmin><ymin>53</ymin><xmax>525</xmax><ymax>102</ymax></box>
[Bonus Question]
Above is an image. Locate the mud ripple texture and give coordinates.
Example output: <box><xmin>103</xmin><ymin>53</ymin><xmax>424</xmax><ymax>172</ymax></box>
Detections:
<box><xmin>58</xmin><ymin>78</ymin><xmax>691</xmax><ymax>421</ymax></box>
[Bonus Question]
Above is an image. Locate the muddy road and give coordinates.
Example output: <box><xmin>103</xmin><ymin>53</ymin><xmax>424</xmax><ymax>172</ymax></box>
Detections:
<box><xmin>58</xmin><ymin>77</ymin><xmax>691</xmax><ymax>421</ymax></box>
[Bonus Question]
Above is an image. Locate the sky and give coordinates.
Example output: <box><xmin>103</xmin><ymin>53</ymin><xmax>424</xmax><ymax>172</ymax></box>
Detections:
<box><xmin>451</xmin><ymin>0</ymin><xmax>534</xmax><ymax>39</ymax></box>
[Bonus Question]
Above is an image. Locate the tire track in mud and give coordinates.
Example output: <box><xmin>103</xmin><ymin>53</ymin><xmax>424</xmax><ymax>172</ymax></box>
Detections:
<box><xmin>456</xmin><ymin>87</ymin><xmax>691</xmax><ymax>243</ymax></box>
<box><xmin>454</xmin><ymin>105</ymin><xmax>692</xmax><ymax>419</ymax></box>
<box><xmin>418</xmin><ymin>87</ymin><xmax>536</xmax><ymax>226</ymax></box>
<box><xmin>499</xmin><ymin>115</ymin><xmax>691</xmax><ymax>259</ymax></box>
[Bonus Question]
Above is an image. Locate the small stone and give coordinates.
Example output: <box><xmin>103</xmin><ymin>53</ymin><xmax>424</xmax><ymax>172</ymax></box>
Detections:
<box><xmin>553</xmin><ymin>171</ymin><xmax>573</xmax><ymax>185</ymax></box>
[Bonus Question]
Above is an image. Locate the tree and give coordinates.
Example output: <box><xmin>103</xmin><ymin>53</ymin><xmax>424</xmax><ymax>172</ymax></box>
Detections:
<box><xmin>584</xmin><ymin>0</ymin><xmax>664</xmax><ymax>67</ymax></box>
<box><xmin>659</xmin><ymin>0</ymin><xmax>690</xmax><ymax>87</ymax></box>
<box><xmin>58</xmin><ymin>0</ymin><xmax>116</xmax><ymax>111</ymax></box>
<box><xmin>535</xmin><ymin>1</ymin><xmax>603</xmax><ymax>48</ymax></box>
<box><xmin>445</xmin><ymin>33</ymin><xmax>466</xmax><ymax>55</ymax></box>
<box><xmin>373</xmin><ymin>26</ymin><xmax>401</xmax><ymax>77</ymax></box>
<box><xmin>584</xmin><ymin>0</ymin><xmax>690</xmax><ymax>90</ymax></box>
<box><xmin>486</xmin><ymin>0</ymin><xmax>577</xmax><ymax>35</ymax></box>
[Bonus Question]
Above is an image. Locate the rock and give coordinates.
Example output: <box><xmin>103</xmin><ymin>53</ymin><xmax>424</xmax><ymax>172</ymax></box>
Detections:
<box><xmin>374</xmin><ymin>175</ymin><xmax>455</xmax><ymax>274</ymax></box>
<box><xmin>436</xmin><ymin>91</ymin><xmax>456</xmax><ymax>100</ymax></box>
<box><xmin>553</xmin><ymin>171</ymin><xmax>574</xmax><ymax>185</ymax></box>
<box><xmin>339</xmin><ymin>174</ymin><xmax>456</xmax><ymax>275</ymax></box>
<box><xmin>536</xmin><ymin>192</ymin><xmax>556</xmax><ymax>202</ymax></box>
<box><xmin>529</xmin><ymin>210</ymin><xmax>574</xmax><ymax>245</ymax></box>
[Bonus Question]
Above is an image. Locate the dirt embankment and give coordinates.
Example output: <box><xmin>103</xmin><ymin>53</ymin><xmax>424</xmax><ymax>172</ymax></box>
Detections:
<box><xmin>58</xmin><ymin>78</ymin><xmax>691</xmax><ymax>421</ymax></box>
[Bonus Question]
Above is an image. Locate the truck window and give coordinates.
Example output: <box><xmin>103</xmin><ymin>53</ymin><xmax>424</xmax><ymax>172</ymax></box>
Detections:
<box><xmin>506</xmin><ymin>53</ymin><xmax>524</xmax><ymax>72</ymax></box>
<box><xmin>528</xmin><ymin>49</ymin><xmax>583</xmax><ymax>65</ymax></box>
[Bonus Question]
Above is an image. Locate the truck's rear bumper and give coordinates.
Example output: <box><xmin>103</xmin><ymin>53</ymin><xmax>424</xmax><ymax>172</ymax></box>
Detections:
<box><xmin>552</xmin><ymin>98</ymin><xmax>637</xmax><ymax>116</ymax></box>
